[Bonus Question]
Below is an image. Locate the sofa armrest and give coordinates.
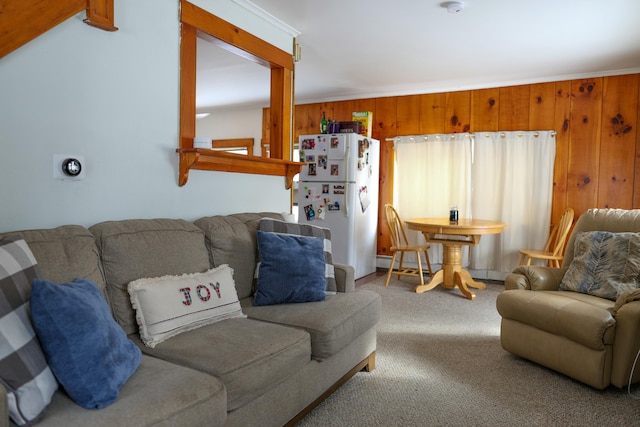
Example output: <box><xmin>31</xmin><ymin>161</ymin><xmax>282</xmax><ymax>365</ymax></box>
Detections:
<box><xmin>333</xmin><ymin>263</ymin><xmax>355</xmax><ymax>293</ymax></box>
<box><xmin>0</xmin><ymin>383</ymin><xmax>8</xmax><ymax>427</ymax></box>
<box><xmin>504</xmin><ymin>266</ymin><xmax>568</xmax><ymax>291</ymax></box>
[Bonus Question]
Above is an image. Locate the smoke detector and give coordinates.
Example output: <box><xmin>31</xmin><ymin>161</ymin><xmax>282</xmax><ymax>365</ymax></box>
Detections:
<box><xmin>446</xmin><ymin>1</ymin><xmax>464</xmax><ymax>13</ymax></box>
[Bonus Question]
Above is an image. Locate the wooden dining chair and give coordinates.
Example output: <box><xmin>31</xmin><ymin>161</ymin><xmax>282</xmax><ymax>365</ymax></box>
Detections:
<box><xmin>384</xmin><ymin>204</ymin><xmax>433</xmax><ymax>287</ymax></box>
<box><xmin>519</xmin><ymin>207</ymin><xmax>575</xmax><ymax>268</ymax></box>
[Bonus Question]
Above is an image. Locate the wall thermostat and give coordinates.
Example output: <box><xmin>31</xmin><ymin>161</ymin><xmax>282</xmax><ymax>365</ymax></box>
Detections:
<box><xmin>53</xmin><ymin>154</ymin><xmax>85</xmax><ymax>181</ymax></box>
<box><xmin>62</xmin><ymin>158</ymin><xmax>82</xmax><ymax>177</ymax></box>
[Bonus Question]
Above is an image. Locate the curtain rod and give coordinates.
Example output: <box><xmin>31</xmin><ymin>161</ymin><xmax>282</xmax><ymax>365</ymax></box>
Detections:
<box><xmin>386</xmin><ymin>130</ymin><xmax>556</xmax><ymax>141</ymax></box>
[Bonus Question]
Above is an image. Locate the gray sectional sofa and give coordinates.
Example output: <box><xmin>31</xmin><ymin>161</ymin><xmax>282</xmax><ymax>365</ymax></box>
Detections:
<box><xmin>0</xmin><ymin>212</ymin><xmax>381</xmax><ymax>427</ymax></box>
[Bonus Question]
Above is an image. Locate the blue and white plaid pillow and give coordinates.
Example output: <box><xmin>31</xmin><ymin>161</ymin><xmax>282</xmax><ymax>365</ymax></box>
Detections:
<box><xmin>0</xmin><ymin>235</ymin><xmax>58</xmax><ymax>425</ymax></box>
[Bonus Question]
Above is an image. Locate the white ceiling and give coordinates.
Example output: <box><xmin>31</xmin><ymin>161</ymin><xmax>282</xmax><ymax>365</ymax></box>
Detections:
<box><xmin>196</xmin><ymin>0</ymin><xmax>640</xmax><ymax>111</ymax></box>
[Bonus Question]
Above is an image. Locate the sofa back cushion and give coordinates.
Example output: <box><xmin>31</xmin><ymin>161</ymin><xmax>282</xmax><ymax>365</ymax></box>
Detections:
<box><xmin>0</xmin><ymin>226</ymin><xmax>106</xmax><ymax>295</ymax></box>
<box><xmin>194</xmin><ymin>213</ymin><xmax>283</xmax><ymax>299</ymax></box>
<box><xmin>563</xmin><ymin>208</ymin><xmax>640</xmax><ymax>268</ymax></box>
<box><xmin>90</xmin><ymin>219</ymin><xmax>210</xmax><ymax>335</ymax></box>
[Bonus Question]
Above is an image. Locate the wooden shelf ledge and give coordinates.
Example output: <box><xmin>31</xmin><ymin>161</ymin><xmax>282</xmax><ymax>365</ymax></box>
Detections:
<box><xmin>176</xmin><ymin>148</ymin><xmax>304</xmax><ymax>189</ymax></box>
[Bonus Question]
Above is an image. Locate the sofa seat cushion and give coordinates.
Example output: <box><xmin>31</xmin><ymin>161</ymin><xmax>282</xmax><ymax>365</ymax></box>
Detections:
<box><xmin>131</xmin><ymin>317</ymin><xmax>310</xmax><ymax>411</ymax></box>
<box><xmin>241</xmin><ymin>289</ymin><xmax>381</xmax><ymax>360</ymax></box>
<box><xmin>497</xmin><ymin>290</ymin><xmax>616</xmax><ymax>350</ymax></box>
<box><xmin>34</xmin><ymin>355</ymin><xmax>227</xmax><ymax>427</ymax></box>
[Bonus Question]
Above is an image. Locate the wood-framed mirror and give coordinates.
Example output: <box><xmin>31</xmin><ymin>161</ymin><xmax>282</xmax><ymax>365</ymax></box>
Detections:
<box><xmin>177</xmin><ymin>0</ymin><xmax>303</xmax><ymax>188</ymax></box>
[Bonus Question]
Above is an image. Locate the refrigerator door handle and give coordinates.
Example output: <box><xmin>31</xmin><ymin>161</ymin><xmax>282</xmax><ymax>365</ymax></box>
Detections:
<box><xmin>344</xmin><ymin>182</ymin><xmax>349</xmax><ymax>218</ymax></box>
<box><xmin>344</xmin><ymin>139</ymin><xmax>350</xmax><ymax>218</ymax></box>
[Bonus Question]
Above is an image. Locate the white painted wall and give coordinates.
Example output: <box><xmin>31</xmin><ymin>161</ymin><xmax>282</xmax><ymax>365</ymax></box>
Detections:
<box><xmin>0</xmin><ymin>0</ymin><xmax>293</xmax><ymax>232</ymax></box>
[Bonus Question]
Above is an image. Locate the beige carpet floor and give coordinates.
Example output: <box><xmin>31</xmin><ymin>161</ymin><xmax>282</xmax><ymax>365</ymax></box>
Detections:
<box><xmin>296</xmin><ymin>275</ymin><xmax>640</xmax><ymax>426</ymax></box>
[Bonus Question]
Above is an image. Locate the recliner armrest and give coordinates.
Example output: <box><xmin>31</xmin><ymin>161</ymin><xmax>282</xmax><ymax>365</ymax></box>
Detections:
<box><xmin>333</xmin><ymin>263</ymin><xmax>355</xmax><ymax>293</ymax></box>
<box><xmin>504</xmin><ymin>266</ymin><xmax>568</xmax><ymax>291</ymax></box>
<box><xmin>610</xmin><ymin>289</ymin><xmax>640</xmax><ymax>316</ymax></box>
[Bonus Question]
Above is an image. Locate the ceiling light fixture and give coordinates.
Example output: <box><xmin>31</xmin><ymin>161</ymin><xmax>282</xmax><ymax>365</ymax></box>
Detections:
<box><xmin>446</xmin><ymin>1</ymin><xmax>464</xmax><ymax>13</ymax></box>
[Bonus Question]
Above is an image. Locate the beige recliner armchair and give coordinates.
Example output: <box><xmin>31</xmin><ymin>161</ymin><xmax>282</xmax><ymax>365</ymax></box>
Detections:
<box><xmin>497</xmin><ymin>208</ymin><xmax>640</xmax><ymax>389</ymax></box>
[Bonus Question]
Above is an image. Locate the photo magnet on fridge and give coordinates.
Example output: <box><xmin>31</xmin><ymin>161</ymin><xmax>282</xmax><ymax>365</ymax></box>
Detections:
<box><xmin>304</xmin><ymin>204</ymin><xmax>315</xmax><ymax>220</ymax></box>
<box><xmin>318</xmin><ymin>155</ymin><xmax>328</xmax><ymax>169</ymax></box>
<box><xmin>301</xmin><ymin>138</ymin><xmax>315</xmax><ymax>150</ymax></box>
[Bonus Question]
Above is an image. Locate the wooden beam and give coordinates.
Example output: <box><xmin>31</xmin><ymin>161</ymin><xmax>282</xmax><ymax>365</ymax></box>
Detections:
<box><xmin>180</xmin><ymin>0</ymin><xmax>293</xmax><ymax>71</ymax></box>
<box><xmin>0</xmin><ymin>0</ymin><xmax>85</xmax><ymax>59</ymax></box>
<box><xmin>0</xmin><ymin>0</ymin><xmax>117</xmax><ymax>60</ymax></box>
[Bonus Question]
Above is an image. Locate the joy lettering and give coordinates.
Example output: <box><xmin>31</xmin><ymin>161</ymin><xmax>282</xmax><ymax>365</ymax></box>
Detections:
<box><xmin>179</xmin><ymin>282</ymin><xmax>222</xmax><ymax>306</ymax></box>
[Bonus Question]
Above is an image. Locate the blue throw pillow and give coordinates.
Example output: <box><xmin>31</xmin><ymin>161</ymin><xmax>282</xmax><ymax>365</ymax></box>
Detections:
<box><xmin>30</xmin><ymin>278</ymin><xmax>142</xmax><ymax>409</ymax></box>
<box><xmin>253</xmin><ymin>230</ymin><xmax>326</xmax><ymax>306</ymax></box>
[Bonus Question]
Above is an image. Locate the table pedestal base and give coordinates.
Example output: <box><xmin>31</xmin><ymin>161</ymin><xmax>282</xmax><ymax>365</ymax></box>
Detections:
<box><xmin>414</xmin><ymin>243</ymin><xmax>486</xmax><ymax>300</ymax></box>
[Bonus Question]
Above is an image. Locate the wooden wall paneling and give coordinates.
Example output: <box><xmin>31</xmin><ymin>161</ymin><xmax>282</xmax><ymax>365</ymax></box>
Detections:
<box><xmin>291</xmin><ymin>104</ymin><xmax>305</xmax><ymax>136</ymax></box>
<box><xmin>419</xmin><ymin>93</ymin><xmax>446</xmax><ymax>134</ymax></box>
<box><xmin>498</xmin><ymin>85</ymin><xmax>530</xmax><ymax>130</ymax></box>
<box><xmin>293</xmin><ymin>103</ymin><xmax>315</xmax><ymax>136</ymax></box>
<box><xmin>331</xmin><ymin>100</ymin><xmax>356</xmax><ymax>124</ymax></box>
<box><xmin>597</xmin><ymin>74</ymin><xmax>639</xmax><ymax>209</ymax></box>
<box><xmin>396</xmin><ymin>95</ymin><xmax>422</xmax><ymax>136</ymax></box>
<box><xmin>318</xmin><ymin>103</ymin><xmax>335</xmax><ymax>132</ymax></box>
<box><xmin>529</xmin><ymin>82</ymin><xmax>559</xmax><ymax>224</ymax></box>
<box><xmin>374</xmin><ymin>97</ymin><xmax>398</xmax><ymax>256</ymax></box>
<box><xmin>444</xmin><ymin>91</ymin><xmax>471</xmax><ymax>133</ymax></box>
<box><xmin>567</xmin><ymin>78</ymin><xmax>603</xmax><ymax>217</ymax></box>
<box><xmin>471</xmin><ymin>88</ymin><xmax>500</xmax><ymax>132</ymax></box>
<box><xmin>353</xmin><ymin>98</ymin><xmax>376</xmax><ymax>121</ymax></box>
<box><xmin>551</xmin><ymin>80</ymin><xmax>572</xmax><ymax>224</ymax></box>
<box><xmin>636</xmin><ymin>80</ymin><xmax>640</xmax><ymax>209</ymax></box>
<box><xmin>529</xmin><ymin>82</ymin><xmax>556</xmax><ymax>130</ymax></box>
<box><xmin>281</xmin><ymin>73</ymin><xmax>640</xmax><ymax>257</ymax></box>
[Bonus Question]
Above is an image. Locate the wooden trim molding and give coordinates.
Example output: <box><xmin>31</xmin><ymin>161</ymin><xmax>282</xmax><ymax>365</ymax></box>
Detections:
<box><xmin>84</xmin><ymin>0</ymin><xmax>118</xmax><ymax>32</ymax></box>
<box><xmin>212</xmin><ymin>138</ymin><xmax>255</xmax><ymax>156</ymax></box>
<box><xmin>178</xmin><ymin>0</ymin><xmax>303</xmax><ymax>188</ymax></box>
<box><xmin>176</xmin><ymin>147</ymin><xmax>302</xmax><ymax>189</ymax></box>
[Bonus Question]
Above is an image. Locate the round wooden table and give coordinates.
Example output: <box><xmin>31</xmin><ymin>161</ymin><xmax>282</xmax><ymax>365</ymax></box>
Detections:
<box><xmin>405</xmin><ymin>218</ymin><xmax>505</xmax><ymax>300</ymax></box>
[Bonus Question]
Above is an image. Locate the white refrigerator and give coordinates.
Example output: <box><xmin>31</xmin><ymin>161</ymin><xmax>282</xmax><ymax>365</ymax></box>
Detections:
<box><xmin>297</xmin><ymin>133</ymin><xmax>379</xmax><ymax>279</ymax></box>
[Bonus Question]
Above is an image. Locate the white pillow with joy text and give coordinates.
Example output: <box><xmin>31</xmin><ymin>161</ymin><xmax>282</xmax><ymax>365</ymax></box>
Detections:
<box><xmin>128</xmin><ymin>264</ymin><xmax>246</xmax><ymax>348</ymax></box>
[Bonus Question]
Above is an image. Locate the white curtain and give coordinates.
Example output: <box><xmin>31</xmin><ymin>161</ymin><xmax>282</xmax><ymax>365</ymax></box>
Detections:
<box><xmin>393</xmin><ymin>131</ymin><xmax>555</xmax><ymax>273</ymax></box>
<box><xmin>470</xmin><ymin>131</ymin><xmax>556</xmax><ymax>272</ymax></box>
<box><xmin>393</xmin><ymin>133</ymin><xmax>473</xmax><ymax>264</ymax></box>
